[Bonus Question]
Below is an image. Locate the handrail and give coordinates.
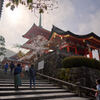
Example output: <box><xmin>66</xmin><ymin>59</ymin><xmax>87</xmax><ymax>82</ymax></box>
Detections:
<box><xmin>37</xmin><ymin>72</ymin><xmax>77</xmax><ymax>87</ymax></box>
<box><xmin>37</xmin><ymin>72</ymin><xmax>95</xmax><ymax>97</ymax></box>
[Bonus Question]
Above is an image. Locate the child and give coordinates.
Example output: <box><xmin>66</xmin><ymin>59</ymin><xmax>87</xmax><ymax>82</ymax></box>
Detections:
<box><xmin>95</xmin><ymin>79</ymin><xmax>100</xmax><ymax>100</ymax></box>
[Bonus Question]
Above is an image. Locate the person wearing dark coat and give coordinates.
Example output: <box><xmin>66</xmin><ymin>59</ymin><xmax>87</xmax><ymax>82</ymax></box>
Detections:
<box><xmin>29</xmin><ymin>64</ymin><xmax>36</xmax><ymax>88</ymax></box>
<box><xmin>4</xmin><ymin>63</ymin><xmax>8</xmax><ymax>74</ymax></box>
<box><xmin>9</xmin><ymin>61</ymin><xmax>15</xmax><ymax>74</ymax></box>
<box><xmin>14</xmin><ymin>63</ymin><xmax>22</xmax><ymax>89</ymax></box>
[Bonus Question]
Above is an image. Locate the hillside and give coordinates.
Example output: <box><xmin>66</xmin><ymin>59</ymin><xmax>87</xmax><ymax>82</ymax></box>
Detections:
<box><xmin>0</xmin><ymin>49</ymin><xmax>16</xmax><ymax>61</ymax></box>
<box><xmin>5</xmin><ymin>49</ymin><xmax>16</xmax><ymax>57</ymax></box>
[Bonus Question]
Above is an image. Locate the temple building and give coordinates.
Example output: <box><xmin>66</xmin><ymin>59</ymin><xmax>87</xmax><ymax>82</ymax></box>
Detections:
<box><xmin>21</xmin><ymin>24</ymin><xmax>100</xmax><ymax>61</ymax></box>
<box><xmin>20</xmin><ymin>11</ymin><xmax>100</xmax><ymax>61</ymax></box>
<box><xmin>20</xmin><ymin>23</ymin><xmax>51</xmax><ymax>62</ymax></box>
<box><xmin>48</xmin><ymin>25</ymin><xmax>100</xmax><ymax>60</ymax></box>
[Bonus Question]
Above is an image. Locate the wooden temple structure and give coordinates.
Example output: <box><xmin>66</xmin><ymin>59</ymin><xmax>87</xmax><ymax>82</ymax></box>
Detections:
<box><xmin>20</xmin><ymin>24</ymin><xmax>100</xmax><ymax>61</ymax></box>
<box><xmin>19</xmin><ymin>10</ymin><xmax>100</xmax><ymax>62</ymax></box>
<box><xmin>20</xmin><ymin>23</ymin><xmax>51</xmax><ymax>62</ymax></box>
<box><xmin>48</xmin><ymin>25</ymin><xmax>100</xmax><ymax>59</ymax></box>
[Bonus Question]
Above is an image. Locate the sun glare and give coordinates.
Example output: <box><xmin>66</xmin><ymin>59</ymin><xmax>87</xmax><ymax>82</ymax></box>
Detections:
<box><xmin>6</xmin><ymin>7</ymin><xmax>23</xmax><ymax>24</ymax></box>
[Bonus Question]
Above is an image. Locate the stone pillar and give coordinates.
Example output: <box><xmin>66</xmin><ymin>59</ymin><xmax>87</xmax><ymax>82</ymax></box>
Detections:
<box><xmin>98</xmin><ymin>49</ymin><xmax>100</xmax><ymax>60</ymax></box>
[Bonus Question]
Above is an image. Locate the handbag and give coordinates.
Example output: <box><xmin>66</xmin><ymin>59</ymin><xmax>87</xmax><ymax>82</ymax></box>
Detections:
<box><xmin>20</xmin><ymin>72</ymin><xmax>24</xmax><ymax>78</ymax></box>
<box><xmin>95</xmin><ymin>91</ymin><xmax>98</xmax><ymax>97</ymax></box>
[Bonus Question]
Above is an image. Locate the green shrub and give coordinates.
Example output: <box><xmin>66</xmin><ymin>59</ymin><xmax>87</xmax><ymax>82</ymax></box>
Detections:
<box><xmin>62</xmin><ymin>56</ymin><xmax>100</xmax><ymax>70</ymax></box>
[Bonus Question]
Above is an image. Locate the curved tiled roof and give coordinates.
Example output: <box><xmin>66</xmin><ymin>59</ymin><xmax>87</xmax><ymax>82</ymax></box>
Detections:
<box><xmin>49</xmin><ymin>25</ymin><xmax>100</xmax><ymax>48</ymax></box>
<box><xmin>23</xmin><ymin>23</ymin><xmax>51</xmax><ymax>40</ymax></box>
<box><xmin>50</xmin><ymin>25</ymin><xmax>100</xmax><ymax>40</ymax></box>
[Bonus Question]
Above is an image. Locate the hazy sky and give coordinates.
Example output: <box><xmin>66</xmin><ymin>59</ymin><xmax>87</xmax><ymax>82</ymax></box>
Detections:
<box><xmin>0</xmin><ymin>0</ymin><xmax>100</xmax><ymax>59</ymax></box>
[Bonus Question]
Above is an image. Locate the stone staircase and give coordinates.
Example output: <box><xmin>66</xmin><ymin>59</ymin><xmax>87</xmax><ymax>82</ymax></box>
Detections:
<box><xmin>0</xmin><ymin>69</ymin><xmax>91</xmax><ymax>100</ymax></box>
<box><xmin>0</xmin><ymin>78</ymin><xmax>90</xmax><ymax>100</ymax></box>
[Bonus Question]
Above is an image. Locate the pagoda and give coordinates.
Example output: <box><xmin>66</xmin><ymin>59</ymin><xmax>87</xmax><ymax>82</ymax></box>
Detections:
<box><xmin>21</xmin><ymin>14</ymin><xmax>51</xmax><ymax>61</ymax></box>
<box><xmin>48</xmin><ymin>25</ymin><xmax>100</xmax><ymax>60</ymax></box>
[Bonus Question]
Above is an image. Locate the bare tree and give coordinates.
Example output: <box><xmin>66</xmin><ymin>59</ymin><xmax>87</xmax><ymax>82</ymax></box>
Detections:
<box><xmin>6</xmin><ymin>0</ymin><xmax>58</xmax><ymax>13</ymax></box>
<box><xmin>0</xmin><ymin>0</ymin><xmax>58</xmax><ymax>18</ymax></box>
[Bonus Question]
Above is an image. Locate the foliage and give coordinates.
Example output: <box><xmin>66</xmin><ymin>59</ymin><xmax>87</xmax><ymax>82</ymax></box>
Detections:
<box><xmin>57</xmin><ymin>68</ymin><xmax>71</xmax><ymax>81</ymax></box>
<box><xmin>6</xmin><ymin>0</ymin><xmax>58</xmax><ymax>13</ymax></box>
<box><xmin>62</xmin><ymin>56</ymin><xmax>100</xmax><ymax>70</ymax></box>
<box><xmin>0</xmin><ymin>35</ymin><xmax>6</xmax><ymax>56</ymax></box>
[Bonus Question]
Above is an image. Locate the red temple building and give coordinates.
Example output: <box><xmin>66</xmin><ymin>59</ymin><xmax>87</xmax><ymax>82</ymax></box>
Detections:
<box><xmin>48</xmin><ymin>25</ymin><xmax>100</xmax><ymax>60</ymax></box>
<box><xmin>20</xmin><ymin>20</ymin><xmax>100</xmax><ymax>62</ymax></box>
<box><xmin>20</xmin><ymin>23</ymin><xmax>51</xmax><ymax>61</ymax></box>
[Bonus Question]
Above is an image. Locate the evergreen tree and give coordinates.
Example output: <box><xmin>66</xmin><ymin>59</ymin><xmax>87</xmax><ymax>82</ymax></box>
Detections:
<box><xmin>0</xmin><ymin>35</ymin><xmax>6</xmax><ymax>57</ymax></box>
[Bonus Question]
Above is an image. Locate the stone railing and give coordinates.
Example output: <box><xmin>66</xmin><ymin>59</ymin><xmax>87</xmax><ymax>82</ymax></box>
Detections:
<box><xmin>37</xmin><ymin>72</ymin><xmax>95</xmax><ymax>99</ymax></box>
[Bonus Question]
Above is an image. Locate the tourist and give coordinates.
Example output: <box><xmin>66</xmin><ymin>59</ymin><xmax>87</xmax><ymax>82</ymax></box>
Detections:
<box><xmin>25</xmin><ymin>64</ymin><xmax>29</xmax><ymax>78</ymax></box>
<box><xmin>29</xmin><ymin>64</ymin><xmax>36</xmax><ymax>88</ymax></box>
<box><xmin>93</xmin><ymin>79</ymin><xmax>100</xmax><ymax>100</ymax></box>
<box><xmin>9</xmin><ymin>61</ymin><xmax>15</xmax><ymax>75</ymax></box>
<box><xmin>4</xmin><ymin>62</ymin><xmax>8</xmax><ymax>74</ymax></box>
<box><xmin>14</xmin><ymin>63</ymin><xmax>22</xmax><ymax>89</ymax></box>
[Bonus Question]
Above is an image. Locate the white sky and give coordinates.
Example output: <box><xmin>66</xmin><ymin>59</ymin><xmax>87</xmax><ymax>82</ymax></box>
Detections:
<box><xmin>0</xmin><ymin>0</ymin><xmax>100</xmax><ymax>59</ymax></box>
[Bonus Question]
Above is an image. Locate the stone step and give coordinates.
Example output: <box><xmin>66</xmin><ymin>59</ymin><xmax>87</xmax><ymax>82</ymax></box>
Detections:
<box><xmin>0</xmin><ymin>79</ymin><xmax>48</xmax><ymax>82</ymax></box>
<box><xmin>44</xmin><ymin>97</ymin><xmax>89</xmax><ymax>100</ymax></box>
<box><xmin>0</xmin><ymin>81</ymin><xmax>51</xmax><ymax>84</ymax></box>
<box><xmin>0</xmin><ymin>78</ymin><xmax>90</xmax><ymax>100</ymax></box>
<box><xmin>0</xmin><ymin>79</ymin><xmax>48</xmax><ymax>81</ymax></box>
<box><xmin>0</xmin><ymin>83</ymin><xmax>54</xmax><ymax>86</ymax></box>
<box><xmin>0</xmin><ymin>86</ymin><xmax>61</xmax><ymax>91</ymax></box>
<box><xmin>0</xmin><ymin>92</ymin><xmax>77</xmax><ymax>100</ymax></box>
<box><xmin>0</xmin><ymin>89</ymin><xmax>68</xmax><ymax>96</ymax></box>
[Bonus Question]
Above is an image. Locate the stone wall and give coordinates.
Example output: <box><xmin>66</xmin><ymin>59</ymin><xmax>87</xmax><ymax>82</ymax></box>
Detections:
<box><xmin>37</xmin><ymin>50</ymin><xmax>100</xmax><ymax>88</ymax></box>
<box><xmin>57</xmin><ymin>67</ymin><xmax>100</xmax><ymax>88</ymax></box>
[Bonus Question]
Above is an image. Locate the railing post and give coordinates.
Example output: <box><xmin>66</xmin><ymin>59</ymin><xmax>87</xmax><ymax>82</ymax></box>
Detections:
<box><xmin>75</xmin><ymin>82</ymin><xmax>81</xmax><ymax>96</ymax></box>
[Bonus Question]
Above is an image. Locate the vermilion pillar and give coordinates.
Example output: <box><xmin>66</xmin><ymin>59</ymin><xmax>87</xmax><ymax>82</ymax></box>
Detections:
<box><xmin>98</xmin><ymin>49</ymin><xmax>100</xmax><ymax>60</ymax></box>
<box><xmin>67</xmin><ymin>46</ymin><xmax>70</xmax><ymax>53</ymax></box>
<box><xmin>75</xmin><ymin>47</ymin><xmax>77</xmax><ymax>54</ymax></box>
<box><xmin>88</xmin><ymin>47</ymin><xmax>93</xmax><ymax>58</ymax></box>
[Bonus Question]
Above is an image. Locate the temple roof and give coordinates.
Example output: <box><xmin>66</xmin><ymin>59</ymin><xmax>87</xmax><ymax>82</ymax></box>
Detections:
<box><xmin>50</xmin><ymin>25</ymin><xmax>100</xmax><ymax>40</ymax></box>
<box><xmin>9</xmin><ymin>51</ymin><xmax>24</xmax><ymax>60</ymax></box>
<box><xmin>49</xmin><ymin>25</ymin><xmax>100</xmax><ymax>48</ymax></box>
<box><xmin>23</xmin><ymin>23</ymin><xmax>51</xmax><ymax>40</ymax></box>
<box><xmin>49</xmin><ymin>25</ymin><xmax>65</xmax><ymax>40</ymax></box>
<box><xmin>22</xmin><ymin>35</ymin><xmax>47</xmax><ymax>50</ymax></box>
<box><xmin>18</xmin><ymin>50</ymin><xmax>35</xmax><ymax>61</ymax></box>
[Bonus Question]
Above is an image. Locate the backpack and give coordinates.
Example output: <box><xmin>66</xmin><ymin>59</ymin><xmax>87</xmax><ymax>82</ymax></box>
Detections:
<box><xmin>29</xmin><ymin>68</ymin><xmax>36</xmax><ymax>77</ymax></box>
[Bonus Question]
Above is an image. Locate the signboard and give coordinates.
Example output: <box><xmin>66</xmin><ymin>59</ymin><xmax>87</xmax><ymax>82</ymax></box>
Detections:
<box><xmin>38</xmin><ymin>60</ymin><xmax>44</xmax><ymax>70</ymax></box>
